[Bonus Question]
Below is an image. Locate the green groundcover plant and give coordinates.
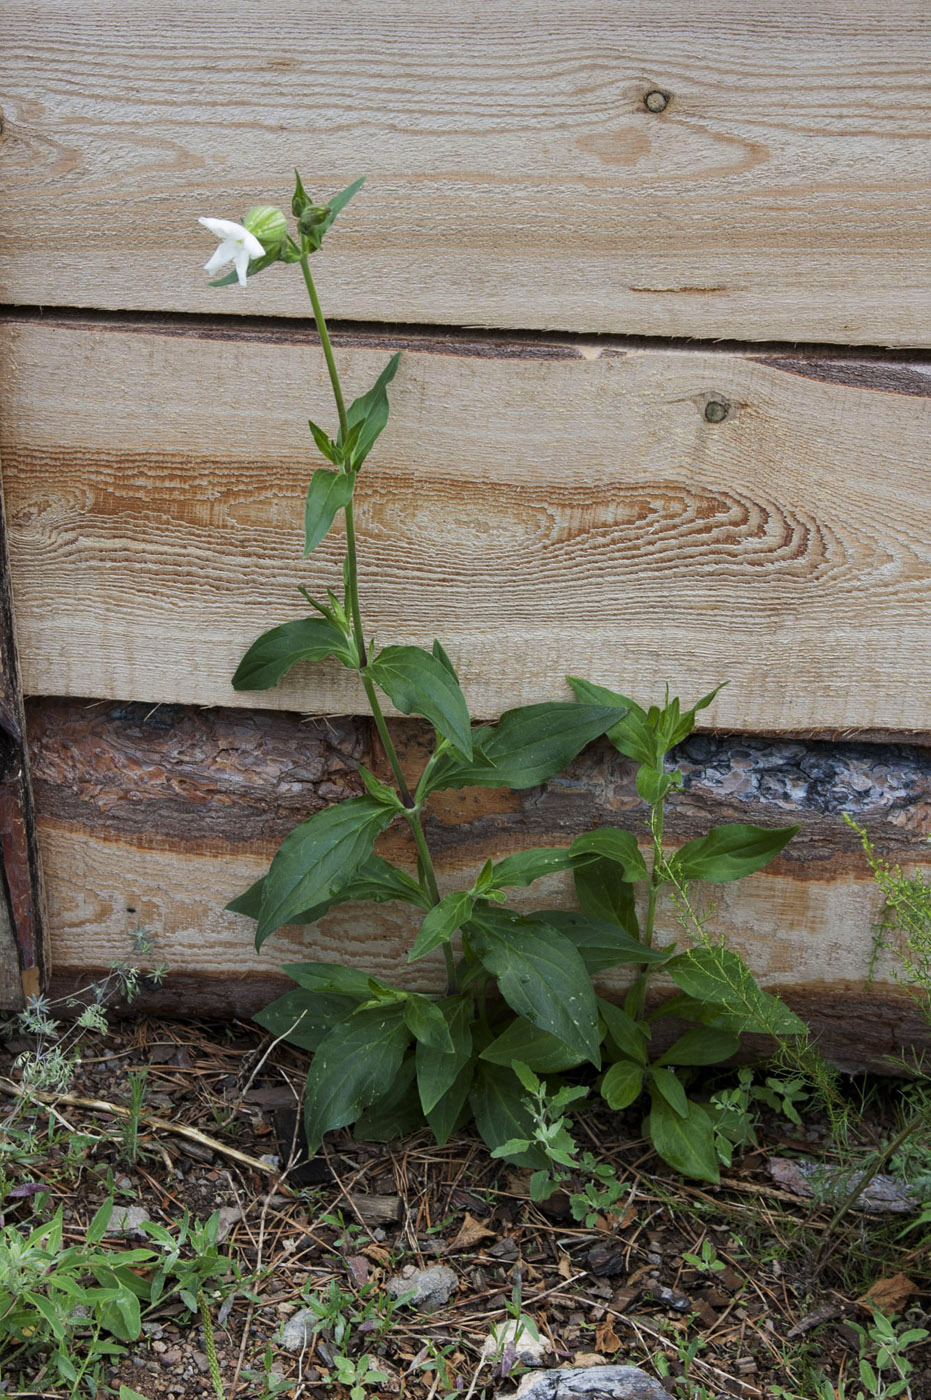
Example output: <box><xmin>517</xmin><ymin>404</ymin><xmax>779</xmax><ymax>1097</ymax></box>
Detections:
<box><xmin>201</xmin><ymin>176</ymin><xmax>806</xmax><ymax>1183</ymax></box>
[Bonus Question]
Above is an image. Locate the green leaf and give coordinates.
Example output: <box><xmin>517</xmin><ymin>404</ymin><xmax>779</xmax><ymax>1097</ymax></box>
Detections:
<box><xmin>489</xmin><ymin>847</ymin><xmax>582</xmax><ymax>890</ymax></box>
<box><xmin>427</xmin><ymin>701</ymin><xmax>627</xmax><ymax>793</ymax></box>
<box><xmin>404</xmin><ymin>994</ymin><xmax>455</xmax><ymax>1053</ymax></box>
<box><xmin>86</xmin><ymin>1198</ymin><xmax>114</xmax><ymax>1245</ymax></box>
<box><xmin>669</xmin><ymin>822</ymin><xmax>799</xmax><ymax>884</ymax></box>
<box><xmin>567</xmin><ymin>677</ymin><xmax>656</xmax><ymax>765</ymax></box>
<box><xmin>307</xmin><ymin>417</ymin><xmax>339</xmax><ymax>464</ymax></box>
<box><xmin>570</xmin><ymin>829</ymin><xmax>648</xmax><ymax>883</ymax></box>
<box><xmin>469</xmin><ymin>908</ymin><xmax>600</xmax><ymax>1063</ymax></box>
<box><xmin>409</xmin><ymin>889</ymin><xmax>474</xmax><ymax>961</ymax></box>
<box><xmin>656</xmin><ymin>1027</ymin><xmax>740</xmax><ymax>1066</ymax></box>
<box><xmin>304</xmin><ymin>468</ymin><xmax>354</xmax><ymax>555</ymax></box>
<box><xmin>431</xmin><ymin>638</ymin><xmax>458</xmax><ymax>679</ymax></box>
<box><xmin>598</xmin><ymin>997</ymin><xmax>650</xmax><ymax>1063</ymax></box>
<box><xmin>480</xmin><ymin>1017</ymin><xmax>589</xmax><ymax>1073</ymax></box>
<box><xmin>469</xmin><ymin>1063</ymin><xmax>548</xmax><ymax>1169</ymax></box>
<box><xmin>354</xmin><ymin>1054</ymin><xmax>422</xmax><ymax>1142</ymax></box>
<box><xmin>416</xmin><ymin>997</ymin><xmax>473</xmax><ymax>1115</ymax></box>
<box><xmin>303</xmin><ymin>1005</ymin><xmax>410</xmax><ymax>1150</ymax></box>
<box><xmin>663</xmin><ymin>683</ymin><xmax>726</xmax><ymax>748</ymax></box>
<box><xmin>339</xmin><ymin>352</ymin><xmax>401</xmax><ymax>470</ymax></box>
<box><xmin>252</xmin><ymin>988</ymin><xmax>359</xmax><ymax>1052</ymax></box>
<box><xmin>666</xmin><ymin>946</ymin><xmax>808</xmax><ymax>1037</ymax></box>
<box><xmin>368</xmin><ymin>644</ymin><xmax>473</xmax><ymax>760</ymax></box>
<box><xmin>230</xmin><ymin>854</ymin><xmax>429</xmax><ymax>934</ymax></box>
<box><xmin>534</xmin><ymin>910</ymin><xmax>663</xmax><ymax>974</ymax></box>
<box><xmin>282</xmin><ymin>961</ymin><xmax>386</xmax><ymax>998</ymax></box>
<box><xmin>257</xmin><ymin>797</ymin><xmax>394</xmax><ymax>945</ymax></box>
<box><xmin>120</xmin><ymin>1388</ymin><xmax>151</xmax><ymax>1400</ymax></box>
<box><xmin>646</xmin><ymin>1096</ymin><xmax>720</xmax><ymax>1183</ymax></box>
<box><xmin>425</xmin><ymin>1061</ymin><xmax>475</xmax><ymax>1145</ymax></box>
<box><xmin>649</xmin><ymin>1066</ymin><xmax>689</xmax><ymax>1118</ymax></box>
<box><xmin>314</xmin><ymin>176</ymin><xmax>366</xmax><ymax>247</ymax></box>
<box><xmin>601</xmin><ymin>1059</ymin><xmax>644</xmax><ymax>1111</ymax></box>
<box><xmin>232</xmin><ymin>617</ymin><xmax>355</xmax><ymax>691</ymax></box>
<box><xmin>574</xmin><ymin>857</ymin><xmax>639</xmax><ymax>937</ymax></box>
<box><xmin>636</xmin><ymin>765</ymin><xmax>678</xmax><ymax>805</ymax></box>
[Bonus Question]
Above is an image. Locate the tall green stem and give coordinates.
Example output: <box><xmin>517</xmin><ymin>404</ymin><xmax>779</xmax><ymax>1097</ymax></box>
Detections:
<box><xmin>628</xmin><ymin>797</ymin><xmax>665</xmax><ymax>1021</ymax></box>
<box><xmin>299</xmin><ymin>249</ymin><xmax>454</xmax><ymax>990</ymax></box>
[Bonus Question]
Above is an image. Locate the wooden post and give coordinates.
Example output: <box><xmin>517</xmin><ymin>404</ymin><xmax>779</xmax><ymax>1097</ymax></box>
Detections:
<box><xmin>0</xmin><ymin>453</ymin><xmax>45</xmax><ymax>1009</ymax></box>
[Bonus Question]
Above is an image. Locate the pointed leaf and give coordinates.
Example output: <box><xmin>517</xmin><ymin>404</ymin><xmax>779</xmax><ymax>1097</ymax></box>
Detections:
<box><xmin>417</xmin><ymin>997</ymin><xmax>473</xmax><ymax>1116</ymax></box>
<box><xmin>469</xmin><ymin>907</ymin><xmax>600</xmax><ymax>1063</ymax></box>
<box><xmin>409</xmin><ymin>889</ymin><xmax>474</xmax><ymax>961</ymax></box>
<box><xmin>598</xmin><ymin>997</ymin><xmax>650</xmax><ymax>1064</ymax></box>
<box><xmin>479</xmin><ymin>1017</ymin><xmax>588</xmax><ymax>1073</ymax></box>
<box><xmin>567</xmin><ymin>677</ymin><xmax>656</xmax><ymax>765</ymax></box>
<box><xmin>354</xmin><ymin>1054</ymin><xmax>421</xmax><ymax>1142</ymax></box>
<box><xmin>426</xmin><ymin>702</ymin><xmax>627</xmax><ymax>792</ymax></box>
<box><xmin>489</xmin><ymin>847</ymin><xmax>583</xmax><ymax>890</ymax></box>
<box><xmin>432</xmin><ymin>637</ymin><xmax>459</xmax><ymax>679</ymax></box>
<box><xmin>228</xmin><ymin>854</ymin><xmax>429</xmax><ymax>934</ymax></box>
<box><xmin>574</xmin><ymin>857</ymin><xmax>639</xmax><ymax>936</ymax></box>
<box><xmin>232</xmin><ymin>617</ymin><xmax>355</xmax><ymax>691</ymax></box>
<box><xmin>656</xmin><ymin>1027</ymin><xmax>740</xmax><ymax>1066</ymax></box>
<box><xmin>369</xmin><ymin>644</ymin><xmax>473</xmax><ymax>760</ymax></box>
<box><xmin>649</xmin><ymin>1066</ymin><xmax>689</xmax><ymax>1118</ymax></box>
<box><xmin>571</xmin><ymin>829</ymin><xmax>648</xmax><ymax>883</ymax></box>
<box><xmin>646</xmin><ymin>1095</ymin><xmax>720</xmax><ymax>1183</ymax></box>
<box><xmin>86</xmin><ymin>1199</ymin><xmax>114</xmax><ymax>1245</ymax></box>
<box><xmin>315</xmin><ymin>176</ymin><xmax>366</xmax><ymax>245</ymax></box>
<box><xmin>307</xmin><ymin>417</ymin><xmax>338</xmax><ymax>464</ymax></box>
<box><xmin>532</xmin><ymin>910</ymin><xmax>663</xmax><ymax>973</ymax></box>
<box><xmin>666</xmin><ymin>946</ymin><xmax>807</xmax><ymax>1037</ymax></box>
<box><xmin>252</xmin><ymin>988</ymin><xmax>359</xmax><ymax>1052</ymax></box>
<box><xmin>304</xmin><ymin>468</ymin><xmax>354</xmax><ymax>554</ymax></box>
<box><xmin>669</xmin><ymin>822</ymin><xmax>799</xmax><ymax>884</ymax></box>
<box><xmin>282</xmin><ymin>961</ymin><xmax>379</xmax><ymax>998</ymax></box>
<box><xmin>601</xmin><ymin>1059</ymin><xmax>644</xmax><ymax>1111</ymax></box>
<box><xmin>339</xmin><ymin>352</ymin><xmax>400</xmax><ymax>469</ymax></box>
<box><xmin>257</xmin><ymin>797</ymin><xmax>394</xmax><ymax>944</ymax></box>
<box><xmin>303</xmin><ymin>1005</ymin><xmax>410</xmax><ymax>1150</ymax></box>
<box><xmin>426</xmin><ymin>1060</ymin><xmax>475</xmax><ymax>1145</ymax></box>
<box><xmin>404</xmin><ymin>994</ymin><xmax>455</xmax><ymax>1053</ymax></box>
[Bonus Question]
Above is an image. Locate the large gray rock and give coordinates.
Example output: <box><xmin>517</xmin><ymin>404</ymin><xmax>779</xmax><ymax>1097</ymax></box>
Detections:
<box><xmin>506</xmin><ymin>1366</ymin><xmax>672</xmax><ymax>1400</ymax></box>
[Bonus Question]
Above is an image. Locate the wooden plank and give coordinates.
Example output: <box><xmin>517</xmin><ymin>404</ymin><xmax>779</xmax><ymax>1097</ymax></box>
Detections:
<box><xmin>2</xmin><ymin>317</ymin><xmax>931</xmax><ymax>732</ymax></box>
<box><xmin>30</xmin><ymin>699</ymin><xmax>931</xmax><ymax>1068</ymax></box>
<box><xmin>0</xmin><ymin>449</ymin><xmax>46</xmax><ymax>1009</ymax></box>
<box><xmin>2</xmin><ymin>1</ymin><xmax>930</xmax><ymax>345</ymax></box>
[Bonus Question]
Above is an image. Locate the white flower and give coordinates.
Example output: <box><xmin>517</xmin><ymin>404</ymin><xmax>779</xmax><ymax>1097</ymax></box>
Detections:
<box><xmin>198</xmin><ymin>217</ymin><xmax>265</xmax><ymax>287</ymax></box>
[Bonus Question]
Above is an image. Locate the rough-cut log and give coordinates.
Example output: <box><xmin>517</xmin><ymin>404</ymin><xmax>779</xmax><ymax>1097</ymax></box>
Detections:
<box><xmin>29</xmin><ymin>698</ymin><xmax>931</xmax><ymax>1068</ymax></box>
<box><xmin>3</xmin><ymin>0</ymin><xmax>930</xmax><ymax>345</ymax></box>
<box><xmin>3</xmin><ymin>317</ymin><xmax>931</xmax><ymax>734</ymax></box>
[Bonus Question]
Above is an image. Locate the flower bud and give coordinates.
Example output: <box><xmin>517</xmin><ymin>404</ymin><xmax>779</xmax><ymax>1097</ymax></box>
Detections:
<box><xmin>298</xmin><ymin>203</ymin><xmax>331</xmax><ymax>236</ymax></box>
<box><xmin>243</xmin><ymin>205</ymin><xmax>288</xmax><ymax>253</ymax></box>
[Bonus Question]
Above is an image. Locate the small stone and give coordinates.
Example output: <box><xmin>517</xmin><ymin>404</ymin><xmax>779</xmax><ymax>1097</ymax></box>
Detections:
<box><xmin>647</xmin><ymin>1284</ymin><xmax>691</xmax><ymax>1313</ymax></box>
<box><xmin>105</xmin><ymin>1204</ymin><xmax>150</xmax><ymax>1236</ymax></box>
<box><xmin>192</xmin><ymin>1350</ymin><xmax>210</xmax><ymax>1374</ymax></box>
<box><xmin>481</xmin><ymin>1318</ymin><xmax>550</xmax><ymax>1366</ymax></box>
<box><xmin>279</xmin><ymin>1309</ymin><xmax>317</xmax><ymax>1353</ymax></box>
<box><xmin>386</xmin><ymin>1264</ymin><xmax>458</xmax><ymax>1310</ymax></box>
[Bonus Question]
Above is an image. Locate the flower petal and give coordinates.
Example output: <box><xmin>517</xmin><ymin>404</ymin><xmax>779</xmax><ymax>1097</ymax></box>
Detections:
<box><xmin>199</xmin><ymin>216</ymin><xmax>249</xmax><ymax>240</ymax></box>
<box><xmin>204</xmin><ymin>243</ymin><xmax>234</xmax><ymax>275</ymax></box>
<box><xmin>232</xmin><ymin>243</ymin><xmax>252</xmax><ymax>286</ymax></box>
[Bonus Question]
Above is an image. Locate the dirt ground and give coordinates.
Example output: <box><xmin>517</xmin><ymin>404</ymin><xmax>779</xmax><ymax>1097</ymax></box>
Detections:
<box><xmin>1</xmin><ymin>1016</ymin><xmax>930</xmax><ymax>1399</ymax></box>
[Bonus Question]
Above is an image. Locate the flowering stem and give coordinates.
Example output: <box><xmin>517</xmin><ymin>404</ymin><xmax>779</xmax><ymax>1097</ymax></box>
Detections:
<box><xmin>298</xmin><ymin>249</ymin><xmax>452</xmax><ymax>987</ymax></box>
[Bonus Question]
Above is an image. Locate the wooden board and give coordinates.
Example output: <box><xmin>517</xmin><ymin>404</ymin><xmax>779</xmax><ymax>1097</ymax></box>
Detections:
<box><xmin>30</xmin><ymin>699</ymin><xmax>931</xmax><ymax>1068</ymax></box>
<box><xmin>0</xmin><ymin>448</ymin><xmax>45</xmax><ymax>1009</ymax></box>
<box><xmin>2</xmin><ymin>316</ymin><xmax>931</xmax><ymax>733</ymax></box>
<box><xmin>2</xmin><ymin>1</ymin><xmax>931</xmax><ymax>345</ymax></box>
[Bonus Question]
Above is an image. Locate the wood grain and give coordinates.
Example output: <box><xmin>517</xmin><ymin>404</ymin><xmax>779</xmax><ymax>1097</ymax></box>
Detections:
<box><xmin>2</xmin><ymin>1</ymin><xmax>930</xmax><ymax>344</ymax></box>
<box><xmin>2</xmin><ymin>317</ymin><xmax>931</xmax><ymax>733</ymax></box>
